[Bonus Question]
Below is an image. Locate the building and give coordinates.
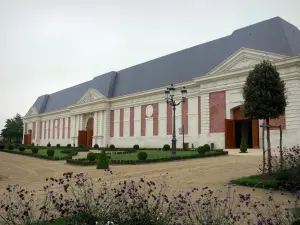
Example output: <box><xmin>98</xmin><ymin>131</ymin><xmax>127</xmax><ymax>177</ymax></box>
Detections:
<box><xmin>23</xmin><ymin>17</ymin><xmax>300</xmax><ymax>149</ymax></box>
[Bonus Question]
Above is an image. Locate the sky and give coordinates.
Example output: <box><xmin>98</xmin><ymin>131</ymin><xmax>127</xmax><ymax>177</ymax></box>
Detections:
<box><xmin>0</xmin><ymin>0</ymin><xmax>300</xmax><ymax>130</ymax></box>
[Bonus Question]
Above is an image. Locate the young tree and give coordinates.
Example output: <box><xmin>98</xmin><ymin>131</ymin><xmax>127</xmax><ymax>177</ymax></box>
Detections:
<box><xmin>242</xmin><ymin>60</ymin><xmax>287</xmax><ymax>175</ymax></box>
<box><xmin>1</xmin><ymin>114</ymin><xmax>23</xmax><ymax>143</ymax></box>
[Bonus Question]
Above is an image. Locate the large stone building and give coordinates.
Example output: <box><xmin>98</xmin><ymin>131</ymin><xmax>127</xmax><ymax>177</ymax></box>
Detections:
<box><xmin>23</xmin><ymin>17</ymin><xmax>300</xmax><ymax>149</ymax></box>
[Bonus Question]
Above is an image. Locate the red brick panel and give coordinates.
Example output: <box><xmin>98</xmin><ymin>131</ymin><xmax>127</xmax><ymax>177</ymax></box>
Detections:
<box><xmin>32</xmin><ymin>122</ymin><xmax>36</xmax><ymax>139</ymax></box>
<box><xmin>167</xmin><ymin>104</ymin><xmax>172</xmax><ymax>135</ymax></box>
<box><xmin>39</xmin><ymin>122</ymin><xmax>42</xmax><ymax>139</ymax></box>
<box><xmin>57</xmin><ymin>119</ymin><xmax>60</xmax><ymax>139</ymax></box>
<box><xmin>110</xmin><ymin>110</ymin><xmax>114</xmax><ymax>137</ymax></box>
<box><xmin>67</xmin><ymin>117</ymin><xmax>71</xmax><ymax>139</ymax></box>
<box><xmin>130</xmin><ymin>107</ymin><xmax>134</xmax><ymax>136</ymax></box>
<box><xmin>153</xmin><ymin>103</ymin><xmax>159</xmax><ymax>136</ymax></box>
<box><xmin>44</xmin><ymin>121</ymin><xmax>46</xmax><ymax>139</ymax></box>
<box><xmin>181</xmin><ymin>99</ymin><xmax>188</xmax><ymax>134</ymax></box>
<box><xmin>62</xmin><ymin>118</ymin><xmax>65</xmax><ymax>139</ymax></box>
<box><xmin>141</xmin><ymin>105</ymin><xmax>146</xmax><ymax>136</ymax></box>
<box><xmin>198</xmin><ymin>96</ymin><xmax>201</xmax><ymax>134</ymax></box>
<box><xmin>48</xmin><ymin>120</ymin><xmax>50</xmax><ymax>139</ymax></box>
<box><xmin>265</xmin><ymin>115</ymin><xmax>286</xmax><ymax>130</ymax></box>
<box><xmin>120</xmin><ymin>108</ymin><xmax>124</xmax><ymax>137</ymax></box>
<box><xmin>209</xmin><ymin>91</ymin><xmax>226</xmax><ymax>133</ymax></box>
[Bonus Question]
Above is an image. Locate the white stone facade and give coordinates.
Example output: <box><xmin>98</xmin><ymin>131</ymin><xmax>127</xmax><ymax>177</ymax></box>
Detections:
<box><xmin>23</xmin><ymin>48</ymin><xmax>300</xmax><ymax>149</ymax></box>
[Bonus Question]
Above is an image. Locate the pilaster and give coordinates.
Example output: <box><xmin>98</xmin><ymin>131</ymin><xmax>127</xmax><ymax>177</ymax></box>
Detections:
<box><xmin>201</xmin><ymin>94</ymin><xmax>210</xmax><ymax>133</ymax></box>
<box><xmin>102</xmin><ymin>110</ymin><xmax>110</xmax><ymax>147</ymax></box>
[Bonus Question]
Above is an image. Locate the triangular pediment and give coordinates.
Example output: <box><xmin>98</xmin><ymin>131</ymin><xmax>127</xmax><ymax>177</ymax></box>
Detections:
<box><xmin>25</xmin><ymin>107</ymin><xmax>38</xmax><ymax>117</ymax></box>
<box><xmin>77</xmin><ymin>89</ymin><xmax>105</xmax><ymax>104</ymax></box>
<box><xmin>207</xmin><ymin>48</ymin><xmax>288</xmax><ymax>76</ymax></box>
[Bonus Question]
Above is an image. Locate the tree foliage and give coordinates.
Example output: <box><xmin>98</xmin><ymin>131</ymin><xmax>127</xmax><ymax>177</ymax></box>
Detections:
<box><xmin>1</xmin><ymin>114</ymin><xmax>23</xmax><ymax>143</ymax></box>
<box><xmin>242</xmin><ymin>60</ymin><xmax>287</xmax><ymax>120</ymax></box>
<box><xmin>242</xmin><ymin>60</ymin><xmax>287</xmax><ymax>175</ymax></box>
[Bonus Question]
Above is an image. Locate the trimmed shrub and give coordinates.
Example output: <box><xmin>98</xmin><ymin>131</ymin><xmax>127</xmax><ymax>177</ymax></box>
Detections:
<box><xmin>133</xmin><ymin>144</ymin><xmax>139</xmax><ymax>150</ymax></box>
<box><xmin>61</xmin><ymin>149</ymin><xmax>72</xmax><ymax>154</ymax></box>
<box><xmin>56</xmin><ymin>144</ymin><xmax>61</xmax><ymax>148</ymax></box>
<box><xmin>203</xmin><ymin>144</ymin><xmax>210</xmax><ymax>152</ymax></box>
<box><xmin>87</xmin><ymin>152</ymin><xmax>96</xmax><ymax>161</ymax></box>
<box><xmin>19</xmin><ymin>146</ymin><xmax>25</xmax><ymax>152</ymax></box>
<box><xmin>14</xmin><ymin>144</ymin><xmax>20</xmax><ymax>149</ymax></box>
<box><xmin>0</xmin><ymin>144</ymin><xmax>4</xmax><ymax>150</ymax></box>
<box><xmin>8</xmin><ymin>145</ymin><xmax>14</xmax><ymax>150</ymax></box>
<box><xmin>240</xmin><ymin>137</ymin><xmax>248</xmax><ymax>153</ymax></box>
<box><xmin>94</xmin><ymin>144</ymin><xmax>99</xmax><ymax>149</ymax></box>
<box><xmin>31</xmin><ymin>143</ymin><xmax>35</xmax><ymax>146</ymax></box>
<box><xmin>47</xmin><ymin>142</ymin><xmax>51</xmax><ymax>147</ymax></box>
<box><xmin>79</xmin><ymin>144</ymin><xmax>85</xmax><ymax>148</ymax></box>
<box><xmin>210</xmin><ymin>143</ymin><xmax>215</xmax><ymax>151</ymax></box>
<box><xmin>67</xmin><ymin>144</ymin><xmax>72</xmax><ymax>148</ymax></box>
<box><xmin>31</xmin><ymin>147</ymin><xmax>39</xmax><ymax>154</ymax></box>
<box><xmin>109</xmin><ymin>144</ymin><xmax>115</xmax><ymax>149</ymax></box>
<box><xmin>47</xmin><ymin>148</ymin><xmax>55</xmax><ymax>157</ymax></box>
<box><xmin>97</xmin><ymin>151</ymin><xmax>109</xmax><ymax>169</ymax></box>
<box><xmin>138</xmin><ymin>152</ymin><xmax>148</xmax><ymax>161</ymax></box>
<box><xmin>197</xmin><ymin>146</ymin><xmax>206</xmax><ymax>154</ymax></box>
<box><xmin>163</xmin><ymin>144</ymin><xmax>170</xmax><ymax>151</ymax></box>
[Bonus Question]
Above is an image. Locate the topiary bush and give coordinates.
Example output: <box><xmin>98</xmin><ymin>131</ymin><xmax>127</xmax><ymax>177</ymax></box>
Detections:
<box><xmin>87</xmin><ymin>152</ymin><xmax>96</xmax><ymax>161</ymax></box>
<box><xmin>133</xmin><ymin>144</ymin><xmax>139</xmax><ymax>150</ymax></box>
<box><xmin>8</xmin><ymin>145</ymin><xmax>14</xmax><ymax>150</ymax></box>
<box><xmin>0</xmin><ymin>144</ymin><xmax>4</xmax><ymax>150</ymax></box>
<box><xmin>203</xmin><ymin>144</ymin><xmax>210</xmax><ymax>152</ymax></box>
<box><xmin>163</xmin><ymin>144</ymin><xmax>170</xmax><ymax>151</ymax></box>
<box><xmin>19</xmin><ymin>146</ymin><xmax>25</xmax><ymax>152</ymax></box>
<box><xmin>210</xmin><ymin>143</ymin><xmax>215</xmax><ymax>151</ymax></box>
<box><xmin>47</xmin><ymin>148</ymin><xmax>55</xmax><ymax>157</ymax></box>
<box><xmin>197</xmin><ymin>146</ymin><xmax>206</xmax><ymax>154</ymax></box>
<box><xmin>56</xmin><ymin>144</ymin><xmax>61</xmax><ymax>148</ymax></box>
<box><xmin>94</xmin><ymin>144</ymin><xmax>99</xmax><ymax>149</ymax></box>
<box><xmin>97</xmin><ymin>151</ymin><xmax>109</xmax><ymax>169</ymax></box>
<box><xmin>67</xmin><ymin>144</ymin><xmax>72</xmax><ymax>148</ymax></box>
<box><xmin>109</xmin><ymin>144</ymin><xmax>115</xmax><ymax>149</ymax></box>
<box><xmin>138</xmin><ymin>152</ymin><xmax>148</xmax><ymax>161</ymax></box>
<box><xmin>47</xmin><ymin>142</ymin><xmax>51</xmax><ymax>147</ymax></box>
<box><xmin>32</xmin><ymin>147</ymin><xmax>39</xmax><ymax>154</ymax></box>
<box><xmin>240</xmin><ymin>137</ymin><xmax>248</xmax><ymax>153</ymax></box>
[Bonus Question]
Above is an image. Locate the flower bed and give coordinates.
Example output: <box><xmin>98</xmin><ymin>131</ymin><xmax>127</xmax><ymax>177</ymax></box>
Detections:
<box><xmin>66</xmin><ymin>151</ymin><xmax>228</xmax><ymax>166</ymax></box>
<box><xmin>0</xmin><ymin>149</ymin><xmax>78</xmax><ymax>160</ymax></box>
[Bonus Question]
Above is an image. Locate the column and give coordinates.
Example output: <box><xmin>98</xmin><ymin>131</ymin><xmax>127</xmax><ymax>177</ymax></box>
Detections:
<box><xmin>124</xmin><ymin>108</ymin><xmax>130</xmax><ymax>137</ymax></box>
<box><xmin>134</xmin><ymin>106</ymin><xmax>141</xmax><ymax>137</ymax></box>
<box><xmin>201</xmin><ymin>94</ymin><xmax>210</xmax><ymax>133</ymax></box>
<box><xmin>92</xmin><ymin>111</ymin><xmax>98</xmax><ymax>146</ymax></box>
<box><xmin>114</xmin><ymin>109</ymin><xmax>120</xmax><ymax>138</ymax></box>
<box><xmin>158</xmin><ymin>102</ymin><xmax>167</xmax><ymax>136</ymax></box>
<box><xmin>102</xmin><ymin>110</ymin><xmax>110</xmax><ymax>147</ymax></box>
<box><xmin>188</xmin><ymin>97</ymin><xmax>198</xmax><ymax>137</ymax></box>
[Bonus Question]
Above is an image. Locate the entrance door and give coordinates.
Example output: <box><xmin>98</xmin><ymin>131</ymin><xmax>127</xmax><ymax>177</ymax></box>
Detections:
<box><xmin>78</xmin><ymin>131</ymin><xmax>87</xmax><ymax>147</ymax></box>
<box><xmin>225</xmin><ymin>119</ymin><xmax>235</xmax><ymax>149</ymax></box>
<box><xmin>86</xmin><ymin>118</ymin><xmax>94</xmax><ymax>147</ymax></box>
<box><xmin>252</xmin><ymin>120</ymin><xmax>259</xmax><ymax>148</ymax></box>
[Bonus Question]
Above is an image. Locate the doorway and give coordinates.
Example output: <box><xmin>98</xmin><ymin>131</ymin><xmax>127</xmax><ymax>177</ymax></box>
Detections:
<box><xmin>78</xmin><ymin>117</ymin><xmax>94</xmax><ymax>147</ymax></box>
<box><xmin>225</xmin><ymin>106</ymin><xmax>259</xmax><ymax>149</ymax></box>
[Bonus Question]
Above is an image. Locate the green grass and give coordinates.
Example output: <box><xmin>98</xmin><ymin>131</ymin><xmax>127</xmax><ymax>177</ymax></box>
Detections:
<box><xmin>10</xmin><ymin>148</ymin><xmax>68</xmax><ymax>157</ymax></box>
<box><xmin>110</xmin><ymin>150</ymin><xmax>198</xmax><ymax>161</ymax></box>
<box><xmin>231</xmin><ymin>174</ymin><xmax>280</xmax><ymax>189</ymax></box>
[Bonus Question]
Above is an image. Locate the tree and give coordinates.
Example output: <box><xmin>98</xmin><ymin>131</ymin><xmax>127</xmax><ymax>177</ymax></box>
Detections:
<box><xmin>242</xmin><ymin>60</ymin><xmax>287</xmax><ymax>175</ymax></box>
<box><xmin>1</xmin><ymin>114</ymin><xmax>23</xmax><ymax>144</ymax></box>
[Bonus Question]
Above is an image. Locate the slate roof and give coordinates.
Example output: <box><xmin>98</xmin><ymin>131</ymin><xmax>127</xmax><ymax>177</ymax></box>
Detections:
<box><xmin>31</xmin><ymin>16</ymin><xmax>300</xmax><ymax>115</ymax></box>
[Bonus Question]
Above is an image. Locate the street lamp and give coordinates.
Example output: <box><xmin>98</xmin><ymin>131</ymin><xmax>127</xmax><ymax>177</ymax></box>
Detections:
<box><xmin>164</xmin><ymin>84</ymin><xmax>187</xmax><ymax>156</ymax></box>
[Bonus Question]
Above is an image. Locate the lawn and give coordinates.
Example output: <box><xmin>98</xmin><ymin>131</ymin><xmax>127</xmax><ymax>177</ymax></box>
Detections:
<box><xmin>10</xmin><ymin>148</ymin><xmax>69</xmax><ymax>157</ymax></box>
<box><xmin>110</xmin><ymin>150</ymin><xmax>198</xmax><ymax>161</ymax></box>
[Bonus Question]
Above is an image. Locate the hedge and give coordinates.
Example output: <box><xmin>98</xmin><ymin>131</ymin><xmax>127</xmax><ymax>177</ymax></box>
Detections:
<box><xmin>66</xmin><ymin>151</ymin><xmax>228</xmax><ymax>166</ymax></box>
<box><xmin>0</xmin><ymin>149</ymin><xmax>78</xmax><ymax>160</ymax></box>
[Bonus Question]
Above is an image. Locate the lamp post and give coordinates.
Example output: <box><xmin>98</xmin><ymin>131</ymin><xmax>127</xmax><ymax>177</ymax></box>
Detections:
<box><xmin>164</xmin><ymin>84</ymin><xmax>187</xmax><ymax>156</ymax></box>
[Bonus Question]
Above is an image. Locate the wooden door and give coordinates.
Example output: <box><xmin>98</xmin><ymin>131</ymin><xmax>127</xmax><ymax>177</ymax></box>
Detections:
<box><xmin>225</xmin><ymin>119</ymin><xmax>235</xmax><ymax>149</ymax></box>
<box><xmin>252</xmin><ymin>120</ymin><xmax>259</xmax><ymax>148</ymax></box>
<box><xmin>24</xmin><ymin>134</ymin><xmax>28</xmax><ymax>145</ymax></box>
<box><xmin>78</xmin><ymin>131</ymin><xmax>87</xmax><ymax>147</ymax></box>
<box><xmin>87</xmin><ymin>130</ymin><xmax>93</xmax><ymax>147</ymax></box>
<box><xmin>28</xmin><ymin>133</ymin><xmax>32</xmax><ymax>145</ymax></box>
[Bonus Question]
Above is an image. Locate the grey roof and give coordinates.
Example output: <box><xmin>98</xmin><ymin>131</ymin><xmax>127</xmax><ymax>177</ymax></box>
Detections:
<box><xmin>31</xmin><ymin>16</ymin><xmax>300</xmax><ymax>114</ymax></box>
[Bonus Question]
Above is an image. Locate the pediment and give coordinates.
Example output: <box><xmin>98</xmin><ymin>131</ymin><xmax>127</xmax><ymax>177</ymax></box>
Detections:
<box><xmin>207</xmin><ymin>48</ymin><xmax>288</xmax><ymax>76</ymax></box>
<box><xmin>25</xmin><ymin>107</ymin><xmax>38</xmax><ymax>117</ymax></box>
<box><xmin>77</xmin><ymin>89</ymin><xmax>105</xmax><ymax>105</ymax></box>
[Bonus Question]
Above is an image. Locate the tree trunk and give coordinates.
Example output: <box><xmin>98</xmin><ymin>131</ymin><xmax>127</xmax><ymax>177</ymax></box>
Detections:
<box><xmin>266</xmin><ymin>118</ymin><xmax>272</xmax><ymax>175</ymax></box>
<box><xmin>262</xmin><ymin>123</ymin><xmax>266</xmax><ymax>174</ymax></box>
